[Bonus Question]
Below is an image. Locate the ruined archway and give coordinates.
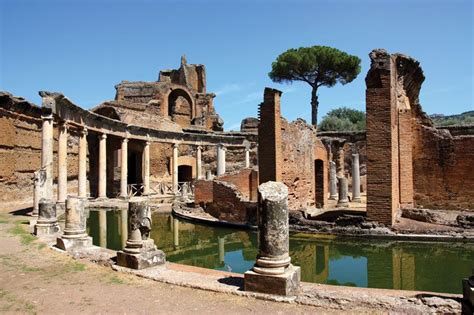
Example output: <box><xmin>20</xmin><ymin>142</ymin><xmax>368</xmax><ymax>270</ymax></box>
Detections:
<box><xmin>167</xmin><ymin>88</ymin><xmax>194</xmax><ymax>127</ymax></box>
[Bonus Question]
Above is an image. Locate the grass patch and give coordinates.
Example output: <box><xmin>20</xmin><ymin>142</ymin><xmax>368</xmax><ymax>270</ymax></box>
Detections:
<box><xmin>8</xmin><ymin>221</ymin><xmax>36</xmax><ymax>245</ymax></box>
<box><xmin>36</xmin><ymin>243</ymin><xmax>46</xmax><ymax>250</ymax></box>
<box><xmin>0</xmin><ymin>219</ymin><xmax>9</xmax><ymax>224</ymax></box>
<box><xmin>69</xmin><ymin>261</ymin><xmax>86</xmax><ymax>272</ymax></box>
<box><xmin>108</xmin><ymin>275</ymin><xmax>125</xmax><ymax>285</ymax></box>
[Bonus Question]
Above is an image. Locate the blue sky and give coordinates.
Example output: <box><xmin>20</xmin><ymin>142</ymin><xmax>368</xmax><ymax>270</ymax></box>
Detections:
<box><xmin>1</xmin><ymin>0</ymin><xmax>472</xmax><ymax>131</ymax></box>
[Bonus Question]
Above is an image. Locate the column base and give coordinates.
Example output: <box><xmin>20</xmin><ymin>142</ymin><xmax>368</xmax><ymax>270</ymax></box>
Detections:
<box><xmin>352</xmin><ymin>197</ymin><xmax>361</xmax><ymax>203</ymax></box>
<box><xmin>34</xmin><ymin>221</ymin><xmax>60</xmax><ymax>236</ymax></box>
<box><xmin>336</xmin><ymin>201</ymin><xmax>349</xmax><ymax>207</ymax></box>
<box><xmin>329</xmin><ymin>194</ymin><xmax>338</xmax><ymax>200</ymax></box>
<box><xmin>117</xmin><ymin>240</ymin><xmax>166</xmax><ymax>269</ymax></box>
<box><xmin>244</xmin><ymin>264</ymin><xmax>300</xmax><ymax>296</ymax></box>
<box><xmin>56</xmin><ymin>235</ymin><xmax>93</xmax><ymax>251</ymax></box>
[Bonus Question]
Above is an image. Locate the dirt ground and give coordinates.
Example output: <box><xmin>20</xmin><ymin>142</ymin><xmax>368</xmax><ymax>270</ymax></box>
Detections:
<box><xmin>0</xmin><ymin>212</ymin><xmax>338</xmax><ymax>314</ymax></box>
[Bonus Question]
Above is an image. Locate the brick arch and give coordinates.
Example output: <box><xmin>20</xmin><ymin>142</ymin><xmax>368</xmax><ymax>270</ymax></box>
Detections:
<box><xmin>162</xmin><ymin>87</ymin><xmax>195</xmax><ymax>119</ymax></box>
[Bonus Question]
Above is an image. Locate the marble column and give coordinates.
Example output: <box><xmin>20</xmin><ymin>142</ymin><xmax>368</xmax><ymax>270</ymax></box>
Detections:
<box><xmin>172</xmin><ymin>143</ymin><xmax>179</xmax><ymax>193</ymax></box>
<box><xmin>117</xmin><ymin>199</ymin><xmax>166</xmax><ymax>269</ymax></box>
<box><xmin>142</xmin><ymin>140</ymin><xmax>150</xmax><ymax>195</ymax></box>
<box><xmin>41</xmin><ymin>110</ymin><xmax>54</xmax><ymax>201</ymax></box>
<box><xmin>329</xmin><ymin>161</ymin><xmax>338</xmax><ymax>200</ymax></box>
<box><xmin>244</xmin><ymin>181</ymin><xmax>300</xmax><ymax>296</ymax></box>
<box><xmin>196</xmin><ymin>145</ymin><xmax>202</xmax><ymax>180</ymax></box>
<box><xmin>78</xmin><ymin>127</ymin><xmax>88</xmax><ymax>198</ymax></box>
<box><xmin>245</xmin><ymin>148</ymin><xmax>250</xmax><ymax>168</ymax></box>
<box><xmin>32</xmin><ymin>170</ymin><xmax>46</xmax><ymax>217</ymax></box>
<box><xmin>57</xmin><ymin>122</ymin><xmax>68</xmax><ymax>203</ymax></box>
<box><xmin>98</xmin><ymin>133</ymin><xmax>107</xmax><ymax>198</ymax></box>
<box><xmin>216</xmin><ymin>144</ymin><xmax>226</xmax><ymax>176</ymax></box>
<box><xmin>120</xmin><ymin>138</ymin><xmax>128</xmax><ymax>198</ymax></box>
<box><xmin>206</xmin><ymin>170</ymin><xmax>213</xmax><ymax>180</ymax></box>
<box><xmin>56</xmin><ymin>196</ymin><xmax>92</xmax><ymax>250</ymax></box>
<box><xmin>337</xmin><ymin>177</ymin><xmax>349</xmax><ymax>207</ymax></box>
<box><xmin>99</xmin><ymin>210</ymin><xmax>107</xmax><ymax>248</ymax></box>
<box><xmin>352</xmin><ymin>153</ymin><xmax>361</xmax><ymax>202</ymax></box>
<box><xmin>337</xmin><ymin>147</ymin><xmax>345</xmax><ymax>177</ymax></box>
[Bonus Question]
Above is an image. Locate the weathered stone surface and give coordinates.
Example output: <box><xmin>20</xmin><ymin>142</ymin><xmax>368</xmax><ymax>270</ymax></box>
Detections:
<box><xmin>244</xmin><ymin>264</ymin><xmax>300</xmax><ymax>296</ymax></box>
<box><xmin>117</xmin><ymin>199</ymin><xmax>166</xmax><ymax>269</ymax></box>
<box><xmin>336</xmin><ymin>177</ymin><xmax>349</xmax><ymax>207</ymax></box>
<box><xmin>240</xmin><ymin>117</ymin><xmax>259</xmax><ymax>133</ymax></box>
<box><xmin>34</xmin><ymin>199</ymin><xmax>60</xmax><ymax>236</ymax></box>
<box><xmin>457</xmin><ymin>214</ymin><xmax>474</xmax><ymax>229</ymax></box>
<box><xmin>56</xmin><ymin>196</ymin><xmax>92</xmax><ymax>251</ymax></box>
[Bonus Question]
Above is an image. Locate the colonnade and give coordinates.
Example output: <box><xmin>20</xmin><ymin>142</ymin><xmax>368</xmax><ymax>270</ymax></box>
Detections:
<box><xmin>37</xmin><ymin>114</ymin><xmax>252</xmax><ymax>204</ymax></box>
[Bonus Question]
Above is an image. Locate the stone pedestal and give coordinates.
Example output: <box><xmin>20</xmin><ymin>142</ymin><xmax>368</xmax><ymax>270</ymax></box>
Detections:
<box><xmin>56</xmin><ymin>196</ymin><xmax>92</xmax><ymax>251</ymax></box>
<box><xmin>244</xmin><ymin>181</ymin><xmax>300</xmax><ymax>296</ymax></box>
<box><xmin>336</xmin><ymin>177</ymin><xmax>349</xmax><ymax>207</ymax></box>
<box><xmin>329</xmin><ymin>161</ymin><xmax>338</xmax><ymax>200</ymax></box>
<box><xmin>34</xmin><ymin>199</ymin><xmax>60</xmax><ymax>236</ymax></box>
<box><xmin>352</xmin><ymin>153</ymin><xmax>361</xmax><ymax>202</ymax></box>
<box><xmin>117</xmin><ymin>199</ymin><xmax>166</xmax><ymax>269</ymax></box>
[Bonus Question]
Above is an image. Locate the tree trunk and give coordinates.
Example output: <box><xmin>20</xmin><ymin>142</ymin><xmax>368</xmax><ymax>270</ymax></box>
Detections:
<box><xmin>311</xmin><ymin>86</ymin><xmax>319</xmax><ymax>127</ymax></box>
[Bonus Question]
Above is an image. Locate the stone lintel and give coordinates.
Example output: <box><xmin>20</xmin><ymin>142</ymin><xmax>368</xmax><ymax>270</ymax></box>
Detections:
<box><xmin>244</xmin><ymin>264</ymin><xmax>300</xmax><ymax>296</ymax></box>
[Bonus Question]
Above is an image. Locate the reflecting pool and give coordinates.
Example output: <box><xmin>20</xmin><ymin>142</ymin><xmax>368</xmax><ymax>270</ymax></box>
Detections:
<box><xmin>88</xmin><ymin>210</ymin><xmax>474</xmax><ymax>294</ymax></box>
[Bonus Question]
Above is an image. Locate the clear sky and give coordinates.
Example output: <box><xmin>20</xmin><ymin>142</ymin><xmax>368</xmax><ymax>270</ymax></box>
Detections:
<box><xmin>1</xmin><ymin>0</ymin><xmax>472</xmax><ymax>131</ymax></box>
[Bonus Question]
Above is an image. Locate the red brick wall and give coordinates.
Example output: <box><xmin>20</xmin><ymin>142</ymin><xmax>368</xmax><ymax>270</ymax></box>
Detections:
<box><xmin>194</xmin><ymin>180</ymin><xmax>213</xmax><ymax>204</ymax></box>
<box><xmin>398</xmin><ymin>109</ymin><xmax>414</xmax><ymax>207</ymax></box>
<box><xmin>218</xmin><ymin>168</ymin><xmax>258</xmax><ymax>202</ymax></box>
<box><xmin>258</xmin><ymin>88</ymin><xmax>282</xmax><ymax>184</ymax></box>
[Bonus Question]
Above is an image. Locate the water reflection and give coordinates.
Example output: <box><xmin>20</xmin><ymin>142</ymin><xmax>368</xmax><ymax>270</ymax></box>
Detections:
<box><xmin>87</xmin><ymin>210</ymin><xmax>474</xmax><ymax>294</ymax></box>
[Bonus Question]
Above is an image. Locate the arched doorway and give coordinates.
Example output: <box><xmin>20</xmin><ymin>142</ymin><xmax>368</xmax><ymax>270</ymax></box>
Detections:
<box><xmin>314</xmin><ymin>159</ymin><xmax>325</xmax><ymax>208</ymax></box>
<box><xmin>178</xmin><ymin>165</ymin><xmax>193</xmax><ymax>183</ymax></box>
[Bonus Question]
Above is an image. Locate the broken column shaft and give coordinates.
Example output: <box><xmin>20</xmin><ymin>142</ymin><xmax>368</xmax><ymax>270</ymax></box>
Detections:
<box><xmin>337</xmin><ymin>177</ymin><xmax>349</xmax><ymax>207</ymax></box>
<box><xmin>56</xmin><ymin>196</ymin><xmax>92</xmax><ymax>250</ymax></box>
<box><xmin>34</xmin><ymin>199</ymin><xmax>60</xmax><ymax>236</ymax></box>
<box><xmin>244</xmin><ymin>181</ymin><xmax>300</xmax><ymax>296</ymax></box>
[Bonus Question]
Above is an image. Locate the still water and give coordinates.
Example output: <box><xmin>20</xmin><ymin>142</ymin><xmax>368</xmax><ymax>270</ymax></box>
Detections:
<box><xmin>88</xmin><ymin>210</ymin><xmax>474</xmax><ymax>294</ymax></box>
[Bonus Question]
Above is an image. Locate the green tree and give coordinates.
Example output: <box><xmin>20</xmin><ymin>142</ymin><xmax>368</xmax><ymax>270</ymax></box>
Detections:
<box><xmin>319</xmin><ymin>107</ymin><xmax>366</xmax><ymax>131</ymax></box>
<box><xmin>269</xmin><ymin>45</ymin><xmax>361</xmax><ymax>126</ymax></box>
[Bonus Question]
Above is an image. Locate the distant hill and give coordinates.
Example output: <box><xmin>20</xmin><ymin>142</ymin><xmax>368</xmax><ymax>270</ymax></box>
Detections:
<box><xmin>430</xmin><ymin>111</ymin><xmax>474</xmax><ymax>127</ymax></box>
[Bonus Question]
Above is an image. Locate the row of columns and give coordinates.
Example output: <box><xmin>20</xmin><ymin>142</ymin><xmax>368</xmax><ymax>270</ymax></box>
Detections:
<box><xmin>39</xmin><ymin>113</ymin><xmax>252</xmax><ymax>203</ymax></box>
<box><xmin>328</xmin><ymin>153</ymin><xmax>361</xmax><ymax>206</ymax></box>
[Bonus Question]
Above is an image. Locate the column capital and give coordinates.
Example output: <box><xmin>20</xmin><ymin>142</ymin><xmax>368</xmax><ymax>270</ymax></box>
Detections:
<box><xmin>41</xmin><ymin>113</ymin><xmax>54</xmax><ymax>121</ymax></box>
<box><xmin>100</xmin><ymin>133</ymin><xmax>107</xmax><ymax>140</ymax></box>
<box><xmin>122</xmin><ymin>137</ymin><xmax>129</xmax><ymax>143</ymax></box>
<box><xmin>173</xmin><ymin>143</ymin><xmax>179</xmax><ymax>149</ymax></box>
<box><xmin>218</xmin><ymin>144</ymin><xmax>227</xmax><ymax>151</ymax></box>
<box><xmin>80</xmin><ymin>126</ymin><xmax>88</xmax><ymax>137</ymax></box>
<box><xmin>196</xmin><ymin>145</ymin><xmax>202</xmax><ymax>151</ymax></box>
<box><xmin>58</xmin><ymin>121</ymin><xmax>68</xmax><ymax>131</ymax></box>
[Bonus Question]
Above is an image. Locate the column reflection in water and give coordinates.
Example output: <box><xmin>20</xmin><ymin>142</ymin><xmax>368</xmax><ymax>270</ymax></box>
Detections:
<box><xmin>99</xmin><ymin>210</ymin><xmax>107</xmax><ymax>248</ymax></box>
<box><xmin>173</xmin><ymin>217</ymin><xmax>179</xmax><ymax>248</ymax></box>
<box><xmin>218</xmin><ymin>236</ymin><xmax>225</xmax><ymax>265</ymax></box>
<box><xmin>120</xmin><ymin>209</ymin><xmax>128</xmax><ymax>249</ymax></box>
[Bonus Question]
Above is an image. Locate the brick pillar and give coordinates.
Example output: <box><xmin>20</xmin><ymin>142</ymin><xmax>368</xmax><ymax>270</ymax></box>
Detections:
<box><xmin>366</xmin><ymin>49</ymin><xmax>399</xmax><ymax>226</ymax></box>
<box><xmin>258</xmin><ymin>88</ymin><xmax>282</xmax><ymax>184</ymax></box>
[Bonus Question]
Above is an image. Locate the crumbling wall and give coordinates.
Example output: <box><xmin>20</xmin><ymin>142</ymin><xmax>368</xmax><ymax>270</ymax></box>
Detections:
<box><xmin>0</xmin><ymin>92</ymin><xmax>80</xmax><ymax>207</ymax></box>
<box><xmin>194</xmin><ymin>179</ymin><xmax>257</xmax><ymax>224</ymax></box>
<box><xmin>217</xmin><ymin>169</ymin><xmax>258</xmax><ymax>202</ymax></box>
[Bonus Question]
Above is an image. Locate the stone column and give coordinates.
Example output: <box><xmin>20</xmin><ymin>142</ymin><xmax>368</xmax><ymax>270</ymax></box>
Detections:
<box><xmin>216</xmin><ymin>144</ymin><xmax>226</xmax><ymax>176</ymax></box>
<box><xmin>337</xmin><ymin>177</ymin><xmax>349</xmax><ymax>207</ymax></box>
<box><xmin>352</xmin><ymin>153</ymin><xmax>361</xmax><ymax>202</ymax></box>
<box><xmin>32</xmin><ymin>170</ymin><xmax>46</xmax><ymax>217</ymax></box>
<box><xmin>57</xmin><ymin>122</ymin><xmax>68</xmax><ymax>204</ymax></box>
<box><xmin>337</xmin><ymin>147</ymin><xmax>345</xmax><ymax>177</ymax></box>
<box><xmin>99</xmin><ymin>210</ymin><xmax>107</xmax><ymax>248</ymax></box>
<box><xmin>196</xmin><ymin>145</ymin><xmax>202</xmax><ymax>180</ymax></box>
<box><xmin>245</xmin><ymin>148</ymin><xmax>250</xmax><ymax>168</ymax></box>
<box><xmin>329</xmin><ymin>161</ymin><xmax>338</xmax><ymax>200</ymax></box>
<box><xmin>56</xmin><ymin>196</ymin><xmax>92</xmax><ymax>250</ymax></box>
<box><xmin>142</xmin><ymin>140</ymin><xmax>150</xmax><ymax>195</ymax></box>
<box><xmin>117</xmin><ymin>199</ymin><xmax>166</xmax><ymax>269</ymax></box>
<box><xmin>98</xmin><ymin>133</ymin><xmax>107</xmax><ymax>199</ymax></box>
<box><xmin>206</xmin><ymin>170</ymin><xmax>213</xmax><ymax>180</ymax></box>
<box><xmin>78</xmin><ymin>127</ymin><xmax>88</xmax><ymax>198</ymax></box>
<box><xmin>34</xmin><ymin>199</ymin><xmax>60</xmax><ymax>236</ymax></box>
<box><xmin>244</xmin><ymin>181</ymin><xmax>300</xmax><ymax>296</ymax></box>
<box><xmin>41</xmin><ymin>109</ymin><xmax>54</xmax><ymax>201</ymax></box>
<box><xmin>172</xmin><ymin>143</ymin><xmax>179</xmax><ymax>193</ymax></box>
<box><xmin>120</xmin><ymin>138</ymin><xmax>128</xmax><ymax>198</ymax></box>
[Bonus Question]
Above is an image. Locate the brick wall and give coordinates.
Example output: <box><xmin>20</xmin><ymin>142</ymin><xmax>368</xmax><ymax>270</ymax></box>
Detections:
<box><xmin>217</xmin><ymin>168</ymin><xmax>258</xmax><ymax>201</ymax></box>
